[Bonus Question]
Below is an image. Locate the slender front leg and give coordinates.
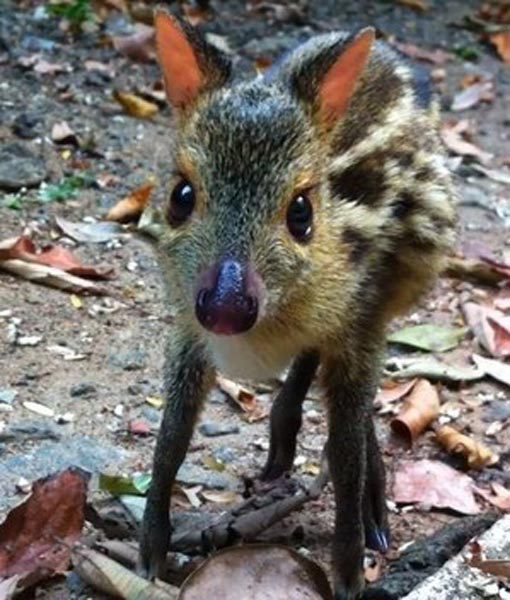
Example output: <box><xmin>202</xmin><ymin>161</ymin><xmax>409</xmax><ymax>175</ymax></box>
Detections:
<box><xmin>138</xmin><ymin>329</ymin><xmax>214</xmax><ymax>579</ymax></box>
<box><xmin>323</xmin><ymin>357</ymin><xmax>378</xmax><ymax>600</ymax></box>
<box><xmin>261</xmin><ymin>351</ymin><xmax>320</xmax><ymax>481</ymax></box>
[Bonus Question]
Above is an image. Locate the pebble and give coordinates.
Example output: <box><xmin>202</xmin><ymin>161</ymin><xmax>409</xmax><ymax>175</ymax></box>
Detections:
<box><xmin>0</xmin><ymin>389</ymin><xmax>17</xmax><ymax>405</ymax></box>
<box><xmin>12</xmin><ymin>113</ymin><xmax>40</xmax><ymax>139</ymax></box>
<box><xmin>0</xmin><ymin>142</ymin><xmax>48</xmax><ymax>191</ymax></box>
<box><xmin>199</xmin><ymin>421</ymin><xmax>240</xmax><ymax>437</ymax></box>
<box><xmin>212</xmin><ymin>446</ymin><xmax>236</xmax><ymax>464</ymax></box>
<box><xmin>109</xmin><ymin>347</ymin><xmax>147</xmax><ymax>371</ymax></box>
<box><xmin>142</xmin><ymin>407</ymin><xmax>161</xmax><ymax>424</ymax></box>
<box><xmin>305</xmin><ymin>409</ymin><xmax>322</xmax><ymax>424</ymax></box>
<box><xmin>70</xmin><ymin>382</ymin><xmax>97</xmax><ymax>398</ymax></box>
<box><xmin>177</xmin><ymin>463</ymin><xmax>238</xmax><ymax>491</ymax></box>
<box><xmin>17</xmin><ymin>335</ymin><xmax>43</xmax><ymax>347</ymax></box>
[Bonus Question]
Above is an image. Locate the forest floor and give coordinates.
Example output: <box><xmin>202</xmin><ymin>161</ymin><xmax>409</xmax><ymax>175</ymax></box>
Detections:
<box><xmin>0</xmin><ymin>0</ymin><xmax>510</xmax><ymax>598</ymax></box>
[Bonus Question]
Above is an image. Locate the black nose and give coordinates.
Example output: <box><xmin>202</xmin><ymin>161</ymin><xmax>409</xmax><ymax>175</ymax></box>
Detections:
<box><xmin>195</xmin><ymin>259</ymin><xmax>259</xmax><ymax>335</ymax></box>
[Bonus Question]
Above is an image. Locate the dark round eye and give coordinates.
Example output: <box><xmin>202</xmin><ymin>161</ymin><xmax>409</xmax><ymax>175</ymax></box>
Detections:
<box><xmin>167</xmin><ymin>179</ymin><xmax>195</xmax><ymax>226</ymax></box>
<box><xmin>286</xmin><ymin>194</ymin><xmax>313</xmax><ymax>241</ymax></box>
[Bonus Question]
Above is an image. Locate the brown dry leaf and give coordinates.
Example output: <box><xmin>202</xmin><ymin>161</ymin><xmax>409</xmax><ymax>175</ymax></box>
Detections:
<box><xmin>444</xmin><ymin>255</ymin><xmax>510</xmax><ymax>286</ymax></box>
<box><xmin>469</xmin><ymin>542</ymin><xmax>510</xmax><ymax>578</ymax></box>
<box><xmin>216</xmin><ymin>375</ymin><xmax>268</xmax><ymax>422</ymax></box>
<box><xmin>179</xmin><ymin>544</ymin><xmax>332</xmax><ymax>600</ymax></box>
<box><xmin>391</xmin><ymin>379</ymin><xmax>440</xmax><ymax>443</ymax></box>
<box><xmin>489</xmin><ymin>31</ymin><xmax>510</xmax><ymax>64</ymax></box>
<box><xmin>435</xmin><ymin>425</ymin><xmax>499</xmax><ymax>470</ymax></box>
<box><xmin>393</xmin><ymin>41</ymin><xmax>451</xmax><ymax>64</ymax></box>
<box><xmin>33</xmin><ymin>58</ymin><xmax>70</xmax><ymax>75</ymax></box>
<box><xmin>475</xmin><ymin>482</ymin><xmax>510</xmax><ymax>512</ymax></box>
<box><xmin>375</xmin><ymin>378</ymin><xmax>418</xmax><ymax>408</ymax></box>
<box><xmin>106</xmin><ymin>183</ymin><xmax>154</xmax><ymax>223</ymax></box>
<box><xmin>73</xmin><ymin>546</ymin><xmax>178</xmax><ymax>600</ymax></box>
<box><xmin>201</xmin><ymin>490</ymin><xmax>239</xmax><ymax>505</ymax></box>
<box><xmin>112</xmin><ymin>24</ymin><xmax>155</xmax><ymax>63</ymax></box>
<box><xmin>113</xmin><ymin>90</ymin><xmax>158</xmax><ymax>119</ymax></box>
<box><xmin>393</xmin><ymin>459</ymin><xmax>480</xmax><ymax>514</ymax></box>
<box><xmin>397</xmin><ymin>0</ymin><xmax>428</xmax><ymax>11</ymax></box>
<box><xmin>441</xmin><ymin>120</ymin><xmax>493</xmax><ymax>164</ymax></box>
<box><xmin>0</xmin><ymin>469</ymin><xmax>88</xmax><ymax>587</ymax></box>
<box><xmin>451</xmin><ymin>81</ymin><xmax>494</xmax><ymax>111</ymax></box>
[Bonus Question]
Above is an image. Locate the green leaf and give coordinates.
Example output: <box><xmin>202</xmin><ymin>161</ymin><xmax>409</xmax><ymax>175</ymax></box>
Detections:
<box><xmin>384</xmin><ymin>356</ymin><xmax>484</xmax><ymax>382</ymax></box>
<box><xmin>388</xmin><ymin>324</ymin><xmax>468</xmax><ymax>352</ymax></box>
<box><xmin>99</xmin><ymin>473</ymin><xmax>151</xmax><ymax>496</ymax></box>
<box><xmin>1</xmin><ymin>194</ymin><xmax>23</xmax><ymax>210</ymax></box>
<box><xmin>38</xmin><ymin>173</ymin><xmax>94</xmax><ymax>203</ymax></box>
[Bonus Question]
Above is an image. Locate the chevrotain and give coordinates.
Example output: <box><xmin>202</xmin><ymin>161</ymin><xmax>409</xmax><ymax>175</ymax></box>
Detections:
<box><xmin>138</xmin><ymin>11</ymin><xmax>456</xmax><ymax>599</ymax></box>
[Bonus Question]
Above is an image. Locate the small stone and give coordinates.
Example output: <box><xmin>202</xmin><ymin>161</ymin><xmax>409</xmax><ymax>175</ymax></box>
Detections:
<box><xmin>55</xmin><ymin>412</ymin><xmax>74</xmax><ymax>424</ymax></box>
<box><xmin>70</xmin><ymin>382</ymin><xmax>97</xmax><ymax>398</ymax></box>
<box><xmin>16</xmin><ymin>476</ymin><xmax>32</xmax><ymax>494</ymax></box>
<box><xmin>0</xmin><ymin>142</ymin><xmax>48</xmax><ymax>191</ymax></box>
<box><xmin>142</xmin><ymin>407</ymin><xmax>161</xmax><ymax>424</ymax></box>
<box><xmin>177</xmin><ymin>463</ymin><xmax>238</xmax><ymax>491</ymax></box>
<box><xmin>199</xmin><ymin>421</ymin><xmax>240</xmax><ymax>437</ymax></box>
<box><xmin>17</xmin><ymin>335</ymin><xmax>42</xmax><ymax>346</ymax></box>
<box><xmin>305</xmin><ymin>409</ymin><xmax>322</xmax><ymax>424</ymax></box>
<box><xmin>0</xmin><ymin>389</ymin><xmax>17</xmax><ymax>405</ymax></box>
<box><xmin>12</xmin><ymin>113</ymin><xmax>40</xmax><ymax>139</ymax></box>
<box><xmin>114</xmin><ymin>404</ymin><xmax>124</xmax><ymax>417</ymax></box>
<box><xmin>109</xmin><ymin>347</ymin><xmax>147</xmax><ymax>371</ymax></box>
<box><xmin>212</xmin><ymin>446</ymin><xmax>236</xmax><ymax>464</ymax></box>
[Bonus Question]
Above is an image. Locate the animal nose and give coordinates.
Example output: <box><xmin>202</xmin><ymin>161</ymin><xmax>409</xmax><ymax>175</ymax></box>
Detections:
<box><xmin>195</xmin><ymin>259</ymin><xmax>259</xmax><ymax>335</ymax></box>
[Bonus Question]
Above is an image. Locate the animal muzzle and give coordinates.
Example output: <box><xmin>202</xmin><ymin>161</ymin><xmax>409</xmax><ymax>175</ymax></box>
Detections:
<box><xmin>195</xmin><ymin>258</ymin><xmax>263</xmax><ymax>335</ymax></box>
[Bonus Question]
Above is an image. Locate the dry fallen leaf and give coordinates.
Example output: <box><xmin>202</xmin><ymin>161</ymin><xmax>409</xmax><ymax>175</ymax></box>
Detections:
<box><xmin>475</xmin><ymin>482</ymin><xmax>510</xmax><ymax>512</ymax></box>
<box><xmin>391</xmin><ymin>379</ymin><xmax>440</xmax><ymax>443</ymax></box>
<box><xmin>489</xmin><ymin>31</ymin><xmax>510</xmax><ymax>64</ymax></box>
<box><xmin>472</xmin><ymin>353</ymin><xmax>510</xmax><ymax>387</ymax></box>
<box><xmin>113</xmin><ymin>90</ymin><xmax>159</xmax><ymax>119</ymax></box>
<box><xmin>73</xmin><ymin>546</ymin><xmax>178</xmax><ymax>600</ymax></box>
<box><xmin>216</xmin><ymin>375</ymin><xmax>268</xmax><ymax>422</ymax></box>
<box><xmin>112</xmin><ymin>24</ymin><xmax>155</xmax><ymax>62</ymax></box>
<box><xmin>375</xmin><ymin>379</ymin><xmax>418</xmax><ymax>408</ymax></box>
<box><xmin>444</xmin><ymin>255</ymin><xmax>510</xmax><ymax>287</ymax></box>
<box><xmin>0</xmin><ymin>469</ymin><xmax>88</xmax><ymax>587</ymax></box>
<box><xmin>179</xmin><ymin>544</ymin><xmax>332</xmax><ymax>600</ymax></box>
<box><xmin>393</xmin><ymin>459</ymin><xmax>480</xmax><ymax>514</ymax></box>
<box><xmin>451</xmin><ymin>81</ymin><xmax>494</xmax><ymax>112</ymax></box>
<box><xmin>462</xmin><ymin>302</ymin><xmax>510</xmax><ymax>358</ymax></box>
<box><xmin>435</xmin><ymin>425</ymin><xmax>499</xmax><ymax>470</ymax></box>
<box><xmin>201</xmin><ymin>489</ymin><xmax>239</xmax><ymax>505</ymax></box>
<box><xmin>393</xmin><ymin>41</ymin><xmax>451</xmax><ymax>64</ymax></box>
<box><xmin>396</xmin><ymin>0</ymin><xmax>428</xmax><ymax>11</ymax></box>
<box><xmin>22</xmin><ymin>401</ymin><xmax>55</xmax><ymax>418</ymax></box>
<box><xmin>106</xmin><ymin>183</ymin><xmax>154</xmax><ymax>223</ymax></box>
<box><xmin>468</xmin><ymin>540</ymin><xmax>510</xmax><ymax>578</ymax></box>
<box><xmin>441</xmin><ymin>120</ymin><xmax>493</xmax><ymax>164</ymax></box>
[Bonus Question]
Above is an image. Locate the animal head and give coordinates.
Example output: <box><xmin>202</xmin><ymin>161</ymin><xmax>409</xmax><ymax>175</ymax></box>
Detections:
<box><xmin>154</xmin><ymin>12</ymin><xmax>375</xmax><ymax>340</ymax></box>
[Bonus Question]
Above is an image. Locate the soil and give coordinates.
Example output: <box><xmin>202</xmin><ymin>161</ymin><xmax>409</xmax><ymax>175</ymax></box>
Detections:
<box><xmin>0</xmin><ymin>0</ymin><xmax>509</xmax><ymax>598</ymax></box>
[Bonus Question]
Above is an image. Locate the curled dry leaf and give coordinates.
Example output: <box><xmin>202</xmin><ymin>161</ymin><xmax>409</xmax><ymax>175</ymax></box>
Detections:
<box><xmin>106</xmin><ymin>183</ymin><xmax>154</xmax><ymax>223</ymax></box>
<box><xmin>451</xmin><ymin>81</ymin><xmax>494</xmax><ymax>111</ymax></box>
<box><xmin>384</xmin><ymin>355</ymin><xmax>484</xmax><ymax>383</ymax></box>
<box><xmin>201</xmin><ymin>489</ymin><xmax>239</xmax><ymax>505</ymax></box>
<box><xmin>473</xmin><ymin>353</ymin><xmax>510</xmax><ymax>387</ymax></box>
<box><xmin>217</xmin><ymin>375</ymin><xmax>268</xmax><ymax>422</ymax></box>
<box><xmin>462</xmin><ymin>302</ymin><xmax>510</xmax><ymax>358</ymax></box>
<box><xmin>468</xmin><ymin>540</ymin><xmax>510</xmax><ymax>578</ymax></box>
<box><xmin>73</xmin><ymin>546</ymin><xmax>178</xmax><ymax>600</ymax></box>
<box><xmin>397</xmin><ymin>0</ymin><xmax>428</xmax><ymax>11</ymax></box>
<box><xmin>112</xmin><ymin>24</ymin><xmax>155</xmax><ymax>63</ymax></box>
<box><xmin>375</xmin><ymin>378</ymin><xmax>418</xmax><ymax>408</ymax></box>
<box><xmin>56</xmin><ymin>216</ymin><xmax>122</xmax><ymax>244</ymax></box>
<box><xmin>113</xmin><ymin>90</ymin><xmax>159</xmax><ymax>119</ymax></box>
<box><xmin>391</xmin><ymin>379</ymin><xmax>440</xmax><ymax>443</ymax></box>
<box><xmin>0</xmin><ymin>468</ymin><xmax>88</xmax><ymax>587</ymax></box>
<box><xmin>393</xmin><ymin>459</ymin><xmax>480</xmax><ymax>514</ymax></box>
<box><xmin>179</xmin><ymin>544</ymin><xmax>333</xmax><ymax>600</ymax></box>
<box><xmin>435</xmin><ymin>425</ymin><xmax>498</xmax><ymax>470</ymax></box>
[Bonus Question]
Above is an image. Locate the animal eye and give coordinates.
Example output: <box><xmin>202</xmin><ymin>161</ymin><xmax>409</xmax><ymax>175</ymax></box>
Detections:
<box><xmin>167</xmin><ymin>179</ymin><xmax>195</xmax><ymax>226</ymax></box>
<box><xmin>287</xmin><ymin>194</ymin><xmax>313</xmax><ymax>242</ymax></box>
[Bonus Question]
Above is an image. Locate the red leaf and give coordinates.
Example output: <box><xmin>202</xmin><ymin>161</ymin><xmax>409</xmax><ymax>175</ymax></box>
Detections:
<box><xmin>0</xmin><ymin>469</ymin><xmax>89</xmax><ymax>587</ymax></box>
<box><xmin>128</xmin><ymin>420</ymin><xmax>151</xmax><ymax>435</ymax></box>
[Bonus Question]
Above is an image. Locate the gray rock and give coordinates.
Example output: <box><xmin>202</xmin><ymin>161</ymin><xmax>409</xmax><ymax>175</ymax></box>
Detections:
<box><xmin>109</xmin><ymin>347</ymin><xmax>147</xmax><ymax>371</ymax></box>
<box><xmin>0</xmin><ymin>420</ymin><xmax>61</xmax><ymax>442</ymax></box>
<box><xmin>0</xmin><ymin>436</ymin><xmax>128</xmax><ymax>515</ymax></box>
<box><xmin>70</xmin><ymin>382</ymin><xmax>97</xmax><ymax>398</ymax></box>
<box><xmin>0</xmin><ymin>142</ymin><xmax>48</xmax><ymax>190</ymax></box>
<box><xmin>212</xmin><ymin>446</ymin><xmax>237</xmax><ymax>464</ymax></box>
<box><xmin>0</xmin><ymin>388</ymin><xmax>17</xmax><ymax>404</ymax></box>
<box><xmin>198</xmin><ymin>421</ymin><xmax>240</xmax><ymax>437</ymax></box>
<box><xmin>142</xmin><ymin>407</ymin><xmax>161</xmax><ymax>425</ymax></box>
<box><xmin>176</xmin><ymin>463</ymin><xmax>238</xmax><ymax>491</ymax></box>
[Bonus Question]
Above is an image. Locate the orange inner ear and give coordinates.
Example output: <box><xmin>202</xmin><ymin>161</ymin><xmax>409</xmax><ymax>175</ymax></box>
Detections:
<box><xmin>155</xmin><ymin>12</ymin><xmax>203</xmax><ymax>108</ymax></box>
<box><xmin>319</xmin><ymin>28</ymin><xmax>375</xmax><ymax>125</ymax></box>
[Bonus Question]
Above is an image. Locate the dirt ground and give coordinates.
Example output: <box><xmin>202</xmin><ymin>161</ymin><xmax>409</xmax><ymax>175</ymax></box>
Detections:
<box><xmin>1</xmin><ymin>0</ymin><xmax>510</xmax><ymax>598</ymax></box>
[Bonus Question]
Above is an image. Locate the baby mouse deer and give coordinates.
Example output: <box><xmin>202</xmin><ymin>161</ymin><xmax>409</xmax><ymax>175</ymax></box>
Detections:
<box><xmin>139</xmin><ymin>11</ymin><xmax>456</xmax><ymax>599</ymax></box>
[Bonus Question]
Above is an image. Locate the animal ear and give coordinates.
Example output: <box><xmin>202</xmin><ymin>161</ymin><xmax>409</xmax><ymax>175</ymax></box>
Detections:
<box><xmin>288</xmin><ymin>28</ymin><xmax>375</xmax><ymax>127</ymax></box>
<box><xmin>318</xmin><ymin>28</ymin><xmax>375</xmax><ymax>125</ymax></box>
<box><xmin>154</xmin><ymin>11</ymin><xmax>231</xmax><ymax>110</ymax></box>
